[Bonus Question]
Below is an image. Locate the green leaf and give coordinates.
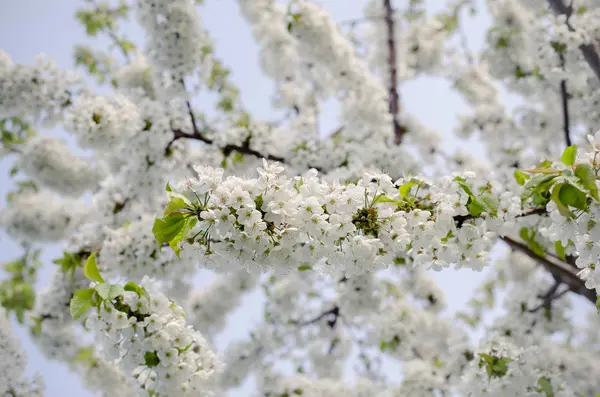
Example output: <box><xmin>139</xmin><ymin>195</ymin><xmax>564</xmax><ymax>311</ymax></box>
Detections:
<box><xmin>94</xmin><ymin>283</ymin><xmax>124</xmax><ymax>301</ymax></box>
<box><xmin>164</xmin><ymin>198</ymin><xmax>187</xmax><ymax>216</ymax></box>
<box><xmin>574</xmin><ymin>163</ymin><xmax>599</xmax><ymax>200</ymax></box>
<box><xmin>537</xmin><ymin>160</ymin><xmax>553</xmax><ymax>169</ymax></box>
<box><xmin>536</xmin><ymin>377</ymin><xmax>555</xmax><ymax>397</ymax></box>
<box><xmin>70</xmin><ymin>288</ymin><xmax>95</xmax><ymax>320</ymax></box>
<box><xmin>372</xmin><ymin>194</ymin><xmax>397</xmax><ymax>205</ymax></box>
<box><xmin>467</xmin><ymin>199</ymin><xmax>487</xmax><ymax>217</ymax></box>
<box><xmin>83</xmin><ymin>253</ymin><xmax>104</xmax><ymax>283</ymax></box>
<box><xmin>297</xmin><ymin>264</ymin><xmax>312</xmax><ymax>271</ymax></box>
<box><xmin>480</xmin><ymin>194</ymin><xmax>499</xmax><ymax>217</ymax></box>
<box><xmin>561</xmin><ymin>145</ymin><xmax>577</xmax><ymax>166</ymax></box>
<box><xmin>399</xmin><ymin>180</ymin><xmax>418</xmax><ymax>197</ymax></box>
<box><xmin>513</xmin><ymin>170</ymin><xmax>529</xmax><ymax>186</ymax></box>
<box><xmin>152</xmin><ymin>214</ymin><xmax>186</xmax><ymax>244</ymax></box>
<box><xmin>554</xmin><ymin>240</ymin><xmax>566</xmax><ymax>261</ymax></box>
<box><xmin>551</xmin><ymin>183</ymin><xmax>575</xmax><ymax>218</ymax></box>
<box><xmin>558</xmin><ymin>183</ymin><xmax>587</xmax><ymax>210</ymax></box>
<box><xmin>124</xmin><ymin>281</ymin><xmax>147</xmax><ymax>297</ymax></box>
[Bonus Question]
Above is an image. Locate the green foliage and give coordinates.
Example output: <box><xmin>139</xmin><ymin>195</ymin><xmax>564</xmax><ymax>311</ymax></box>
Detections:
<box><xmin>75</xmin><ymin>1</ymin><xmax>128</xmax><ymax>36</ymax></box>
<box><xmin>574</xmin><ymin>163</ymin><xmax>599</xmax><ymax>200</ymax></box>
<box><xmin>53</xmin><ymin>251</ymin><xmax>85</xmax><ymax>278</ymax></box>
<box><xmin>124</xmin><ymin>282</ymin><xmax>148</xmax><ymax>297</ymax></box>
<box><xmin>95</xmin><ymin>283</ymin><xmax>124</xmax><ymax>300</ymax></box>
<box><xmin>513</xmin><ymin>170</ymin><xmax>529</xmax><ymax>186</ymax></box>
<box><xmin>380</xmin><ymin>335</ymin><xmax>401</xmax><ymax>352</ymax></box>
<box><xmin>536</xmin><ymin>377</ymin><xmax>555</xmax><ymax>397</ymax></box>
<box><xmin>70</xmin><ymin>288</ymin><xmax>96</xmax><ymax>320</ymax></box>
<box><xmin>478</xmin><ymin>353</ymin><xmax>512</xmax><ymax>378</ymax></box>
<box><xmin>83</xmin><ymin>253</ymin><xmax>104</xmax><ymax>283</ymax></box>
<box><xmin>521</xmin><ymin>173</ymin><xmax>559</xmax><ymax>208</ymax></box>
<box><xmin>0</xmin><ymin>117</ymin><xmax>35</xmax><ymax>158</ymax></box>
<box><xmin>74</xmin><ymin>46</ymin><xmax>113</xmax><ymax>84</ymax></box>
<box><xmin>519</xmin><ymin>227</ymin><xmax>545</xmax><ymax>257</ymax></box>
<box><xmin>454</xmin><ymin>177</ymin><xmax>497</xmax><ymax>217</ymax></box>
<box><xmin>297</xmin><ymin>264</ymin><xmax>312</xmax><ymax>271</ymax></box>
<box><xmin>0</xmin><ymin>247</ymin><xmax>41</xmax><ymax>323</ymax></box>
<box><xmin>561</xmin><ymin>145</ymin><xmax>577</xmax><ymax>166</ymax></box>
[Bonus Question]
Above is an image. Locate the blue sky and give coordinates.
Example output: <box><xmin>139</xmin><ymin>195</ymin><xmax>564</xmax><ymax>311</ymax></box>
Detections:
<box><xmin>0</xmin><ymin>1</ymin><xmax>498</xmax><ymax>396</ymax></box>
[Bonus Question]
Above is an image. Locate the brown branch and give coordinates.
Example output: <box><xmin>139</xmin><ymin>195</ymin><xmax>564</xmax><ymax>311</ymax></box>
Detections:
<box><xmin>559</xmin><ymin>53</ymin><xmax>572</xmax><ymax>147</ymax></box>
<box><xmin>548</xmin><ymin>0</ymin><xmax>600</xmax><ymax>83</ymax></box>
<box><xmin>290</xmin><ymin>306</ymin><xmax>340</xmax><ymax>327</ymax></box>
<box><xmin>501</xmin><ymin>236</ymin><xmax>595</xmax><ymax>304</ymax></box>
<box><xmin>383</xmin><ymin>0</ymin><xmax>406</xmax><ymax>144</ymax></box>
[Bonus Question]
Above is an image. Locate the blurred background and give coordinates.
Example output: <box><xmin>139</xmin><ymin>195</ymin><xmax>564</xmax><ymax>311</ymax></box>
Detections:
<box><xmin>0</xmin><ymin>1</ymin><xmax>527</xmax><ymax>396</ymax></box>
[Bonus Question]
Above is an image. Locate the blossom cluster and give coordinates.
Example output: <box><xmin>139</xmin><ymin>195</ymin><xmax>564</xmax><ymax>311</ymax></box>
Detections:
<box><xmin>18</xmin><ymin>135</ymin><xmax>102</xmax><ymax>196</ymax></box>
<box><xmin>0</xmin><ymin>309</ymin><xmax>44</xmax><ymax>397</ymax></box>
<box><xmin>85</xmin><ymin>276</ymin><xmax>222</xmax><ymax>397</ymax></box>
<box><xmin>163</xmin><ymin>161</ymin><xmax>519</xmax><ymax>276</ymax></box>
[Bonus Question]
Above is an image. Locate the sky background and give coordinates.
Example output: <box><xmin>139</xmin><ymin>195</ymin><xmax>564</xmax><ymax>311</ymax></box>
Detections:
<box><xmin>0</xmin><ymin>1</ymin><xmax>524</xmax><ymax>396</ymax></box>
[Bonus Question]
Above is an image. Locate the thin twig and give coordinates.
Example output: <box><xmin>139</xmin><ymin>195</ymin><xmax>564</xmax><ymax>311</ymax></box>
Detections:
<box><xmin>559</xmin><ymin>53</ymin><xmax>572</xmax><ymax>146</ymax></box>
<box><xmin>383</xmin><ymin>0</ymin><xmax>406</xmax><ymax>144</ymax></box>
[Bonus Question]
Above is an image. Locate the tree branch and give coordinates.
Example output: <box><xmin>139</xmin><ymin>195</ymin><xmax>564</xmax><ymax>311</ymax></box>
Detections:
<box><xmin>548</xmin><ymin>0</ymin><xmax>600</xmax><ymax>83</ymax></box>
<box><xmin>559</xmin><ymin>53</ymin><xmax>572</xmax><ymax>147</ymax></box>
<box><xmin>383</xmin><ymin>0</ymin><xmax>406</xmax><ymax>144</ymax></box>
<box><xmin>500</xmin><ymin>236</ymin><xmax>595</xmax><ymax>304</ymax></box>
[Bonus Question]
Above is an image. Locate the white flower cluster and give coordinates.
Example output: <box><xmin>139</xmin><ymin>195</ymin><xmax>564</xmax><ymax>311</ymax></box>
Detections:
<box><xmin>258</xmin><ymin>373</ymin><xmax>379</xmax><ymax>397</ymax></box>
<box><xmin>460</xmin><ymin>336</ymin><xmax>573</xmax><ymax>397</ymax></box>
<box><xmin>114</xmin><ymin>56</ymin><xmax>155</xmax><ymax>98</ymax></box>
<box><xmin>18</xmin><ymin>135</ymin><xmax>102</xmax><ymax>196</ymax></box>
<box><xmin>85</xmin><ymin>277</ymin><xmax>222</xmax><ymax>397</ymax></box>
<box><xmin>172</xmin><ymin>161</ymin><xmax>517</xmax><ymax>276</ymax></box>
<box><xmin>0</xmin><ymin>49</ymin><xmax>77</xmax><ymax>121</ymax></box>
<box><xmin>237</xmin><ymin>0</ymin><xmax>316</xmax><ymax>113</ymax></box>
<box><xmin>64</xmin><ymin>94</ymin><xmax>142</xmax><ymax>150</ymax></box>
<box><xmin>0</xmin><ymin>189</ymin><xmax>88</xmax><ymax>242</ymax></box>
<box><xmin>0</xmin><ymin>309</ymin><xmax>44</xmax><ymax>397</ymax></box>
<box><xmin>135</xmin><ymin>0</ymin><xmax>210</xmax><ymax>90</ymax></box>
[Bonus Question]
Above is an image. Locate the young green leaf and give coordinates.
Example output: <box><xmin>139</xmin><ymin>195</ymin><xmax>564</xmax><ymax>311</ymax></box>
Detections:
<box><xmin>574</xmin><ymin>163</ymin><xmax>599</xmax><ymax>200</ymax></box>
<box><xmin>536</xmin><ymin>377</ymin><xmax>555</xmax><ymax>397</ymax></box>
<box><xmin>152</xmin><ymin>214</ymin><xmax>186</xmax><ymax>244</ymax></box>
<box><xmin>94</xmin><ymin>283</ymin><xmax>124</xmax><ymax>300</ymax></box>
<box><xmin>297</xmin><ymin>264</ymin><xmax>312</xmax><ymax>271</ymax></box>
<box><xmin>164</xmin><ymin>197</ymin><xmax>188</xmax><ymax>216</ymax></box>
<box><xmin>83</xmin><ymin>252</ymin><xmax>104</xmax><ymax>283</ymax></box>
<box><xmin>558</xmin><ymin>183</ymin><xmax>588</xmax><ymax>210</ymax></box>
<box><xmin>70</xmin><ymin>288</ymin><xmax>95</xmax><ymax>320</ymax></box>
<box><xmin>550</xmin><ymin>183</ymin><xmax>575</xmax><ymax>218</ymax></box>
<box><xmin>513</xmin><ymin>170</ymin><xmax>529</xmax><ymax>186</ymax></box>
<box><xmin>560</xmin><ymin>145</ymin><xmax>577</xmax><ymax>166</ymax></box>
<box><xmin>124</xmin><ymin>281</ymin><xmax>147</xmax><ymax>297</ymax></box>
<box><xmin>398</xmin><ymin>180</ymin><xmax>418</xmax><ymax>197</ymax></box>
<box><xmin>371</xmin><ymin>194</ymin><xmax>397</xmax><ymax>205</ymax></box>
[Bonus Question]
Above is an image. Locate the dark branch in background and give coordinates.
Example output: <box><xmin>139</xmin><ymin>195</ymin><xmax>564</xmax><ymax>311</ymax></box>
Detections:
<box><xmin>559</xmin><ymin>58</ymin><xmax>572</xmax><ymax>147</ymax></box>
<box><xmin>383</xmin><ymin>0</ymin><xmax>407</xmax><ymax>144</ymax></box>
<box><xmin>290</xmin><ymin>306</ymin><xmax>340</xmax><ymax>327</ymax></box>
<box><xmin>501</xmin><ymin>236</ymin><xmax>595</xmax><ymax>304</ymax></box>
<box><xmin>548</xmin><ymin>0</ymin><xmax>600</xmax><ymax>83</ymax></box>
<box><xmin>527</xmin><ymin>279</ymin><xmax>570</xmax><ymax>313</ymax></box>
<box><xmin>165</xmin><ymin>100</ymin><xmax>289</xmax><ymax>164</ymax></box>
